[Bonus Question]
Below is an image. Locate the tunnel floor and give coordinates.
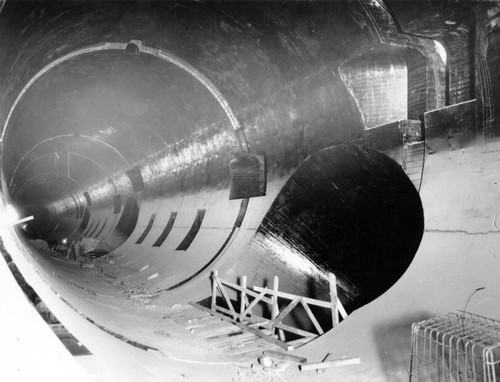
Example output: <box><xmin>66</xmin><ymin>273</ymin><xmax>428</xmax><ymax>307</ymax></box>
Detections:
<box><xmin>3</xmin><ymin>136</ymin><xmax>500</xmax><ymax>381</ymax></box>
<box><xmin>22</xmin><ymin>242</ymin><xmax>243</xmax><ymax>363</ymax></box>
<box><xmin>21</xmin><ymin>235</ymin><xmax>329</xmax><ymax>364</ymax></box>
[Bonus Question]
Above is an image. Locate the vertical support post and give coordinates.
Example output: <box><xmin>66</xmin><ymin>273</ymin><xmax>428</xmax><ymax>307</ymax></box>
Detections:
<box><xmin>272</xmin><ymin>276</ymin><xmax>286</xmax><ymax>341</ymax></box>
<box><xmin>54</xmin><ymin>152</ymin><xmax>59</xmax><ymax>174</ymax></box>
<box><xmin>329</xmin><ymin>272</ymin><xmax>339</xmax><ymax>327</ymax></box>
<box><xmin>240</xmin><ymin>275</ymin><xmax>247</xmax><ymax>321</ymax></box>
<box><xmin>211</xmin><ymin>270</ymin><xmax>218</xmax><ymax>310</ymax></box>
<box><xmin>271</xmin><ymin>276</ymin><xmax>279</xmax><ymax>320</ymax></box>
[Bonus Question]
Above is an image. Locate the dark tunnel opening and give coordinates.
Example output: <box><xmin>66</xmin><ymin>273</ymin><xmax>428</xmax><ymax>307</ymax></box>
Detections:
<box><xmin>254</xmin><ymin>144</ymin><xmax>424</xmax><ymax>313</ymax></box>
<box><xmin>4</xmin><ymin>41</ymin><xmax>241</xmax><ymax>251</ymax></box>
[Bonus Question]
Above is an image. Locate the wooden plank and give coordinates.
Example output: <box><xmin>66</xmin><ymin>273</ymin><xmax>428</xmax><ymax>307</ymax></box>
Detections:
<box><xmin>240</xmin><ymin>275</ymin><xmax>247</xmax><ymax>318</ymax></box>
<box><xmin>200</xmin><ymin>328</ymin><xmax>243</xmax><ymax>339</ymax></box>
<box><xmin>299</xmin><ymin>357</ymin><xmax>360</xmax><ymax>371</ymax></box>
<box><xmin>227</xmin><ymin>344</ymin><xmax>279</xmax><ymax>357</ymax></box>
<box><xmin>243</xmin><ymin>314</ymin><xmax>318</xmax><ymax>339</ymax></box>
<box><xmin>329</xmin><ymin>273</ymin><xmax>339</xmax><ymax>326</ymax></box>
<box><xmin>253</xmin><ymin>286</ymin><xmax>335</xmax><ymax>309</ymax></box>
<box><xmin>206</xmin><ymin>331</ymin><xmax>251</xmax><ymax>343</ymax></box>
<box><xmin>269</xmin><ymin>297</ymin><xmax>300</xmax><ymax>331</ymax></box>
<box><xmin>218</xmin><ymin>277</ymin><xmax>253</xmax><ymax>292</ymax></box>
<box><xmin>214</xmin><ymin>305</ymin><xmax>241</xmax><ymax>319</ymax></box>
<box><xmin>220</xmin><ymin>279</ymin><xmax>274</xmax><ymax>305</ymax></box>
<box><xmin>184</xmin><ymin>318</ymin><xmax>222</xmax><ymax>330</ymax></box>
<box><xmin>300</xmin><ymin>298</ymin><xmax>324</xmax><ymax>335</ymax></box>
<box><xmin>190</xmin><ymin>302</ymin><xmax>293</xmax><ymax>351</ymax></box>
<box><xmin>215</xmin><ymin>276</ymin><xmax>238</xmax><ymax>320</ymax></box>
<box><xmin>248</xmin><ymin>320</ymin><xmax>270</xmax><ymax>328</ymax></box>
<box><xmin>188</xmin><ymin>321</ymin><xmax>229</xmax><ymax>334</ymax></box>
<box><xmin>211</xmin><ymin>270</ymin><xmax>218</xmax><ymax>310</ymax></box>
<box><xmin>241</xmin><ymin>287</ymin><xmax>268</xmax><ymax>317</ymax></box>
<box><xmin>336</xmin><ymin>300</ymin><xmax>348</xmax><ymax>320</ymax></box>
<box><xmin>271</xmin><ymin>276</ymin><xmax>279</xmax><ymax>320</ymax></box>
<box><xmin>276</xmin><ymin>322</ymin><xmax>318</xmax><ymax>339</ymax></box>
<box><xmin>223</xmin><ymin>334</ymin><xmax>277</xmax><ymax>352</ymax></box>
<box><xmin>215</xmin><ymin>306</ymin><xmax>268</xmax><ymax>329</ymax></box>
<box><xmin>207</xmin><ymin>331</ymin><xmax>264</xmax><ymax>345</ymax></box>
<box><xmin>225</xmin><ymin>339</ymin><xmax>279</xmax><ymax>356</ymax></box>
<box><xmin>263</xmin><ymin>350</ymin><xmax>307</xmax><ymax>364</ymax></box>
<box><xmin>185</xmin><ymin>315</ymin><xmax>218</xmax><ymax>325</ymax></box>
<box><xmin>216</xmin><ymin>301</ymin><xmax>323</xmax><ymax>340</ymax></box>
<box><xmin>197</xmin><ymin>324</ymin><xmax>241</xmax><ymax>337</ymax></box>
<box><xmin>223</xmin><ymin>334</ymin><xmax>267</xmax><ymax>348</ymax></box>
<box><xmin>272</xmin><ymin>276</ymin><xmax>286</xmax><ymax>341</ymax></box>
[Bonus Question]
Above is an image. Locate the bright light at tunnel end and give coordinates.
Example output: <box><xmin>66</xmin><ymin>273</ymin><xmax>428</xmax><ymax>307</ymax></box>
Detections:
<box><xmin>1</xmin><ymin>204</ymin><xmax>33</xmax><ymax>226</ymax></box>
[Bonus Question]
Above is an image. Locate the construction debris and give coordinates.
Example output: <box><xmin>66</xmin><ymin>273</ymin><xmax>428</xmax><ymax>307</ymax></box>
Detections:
<box><xmin>258</xmin><ymin>356</ymin><xmax>273</xmax><ymax>368</ymax></box>
<box><xmin>299</xmin><ymin>357</ymin><xmax>360</xmax><ymax>371</ymax></box>
<box><xmin>262</xmin><ymin>350</ymin><xmax>307</xmax><ymax>364</ymax></box>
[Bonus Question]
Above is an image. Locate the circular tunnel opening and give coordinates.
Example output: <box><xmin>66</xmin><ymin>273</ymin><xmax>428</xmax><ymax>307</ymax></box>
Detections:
<box><xmin>2</xmin><ymin>41</ymin><xmax>240</xmax><ymax>254</ymax></box>
<box><xmin>255</xmin><ymin>143</ymin><xmax>424</xmax><ymax>313</ymax></box>
<box><xmin>0</xmin><ymin>0</ymin><xmax>427</xmax><ymax>365</ymax></box>
<box><xmin>0</xmin><ymin>40</ymin><xmax>247</xmax><ymax>360</ymax></box>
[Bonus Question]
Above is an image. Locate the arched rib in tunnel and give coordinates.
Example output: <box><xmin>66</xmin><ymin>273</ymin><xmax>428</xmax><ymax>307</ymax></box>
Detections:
<box><xmin>0</xmin><ymin>0</ymin><xmax>427</xmax><ymax>373</ymax></box>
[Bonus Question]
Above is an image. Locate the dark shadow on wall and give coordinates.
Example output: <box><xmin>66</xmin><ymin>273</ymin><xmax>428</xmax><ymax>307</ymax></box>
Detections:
<box><xmin>255</xmin><ymin>143</ymin><xmax>425</xmax><ymax>313</ymax></box>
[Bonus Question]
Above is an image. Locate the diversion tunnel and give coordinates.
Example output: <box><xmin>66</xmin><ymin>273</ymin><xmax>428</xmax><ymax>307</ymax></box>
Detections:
<box><xmin>0</xmin><ymin>0</ymin><xmax>434</xmax><ymax>379</ymax></box>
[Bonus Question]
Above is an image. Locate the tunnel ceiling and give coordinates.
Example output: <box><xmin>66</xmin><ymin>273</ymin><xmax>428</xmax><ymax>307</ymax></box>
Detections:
<box><xmin>0</xmin><ymin>0</ymin><xmax>376</xmax><ymax>207</ymax></box>
<box><xmin>5</xmin><ymin>48</ymin><xmax>233</xmax><ymax>201</ymax></box>
<box><xmin>5</xmin><ymin>49</ymin><xmax>231</xmax><ymax>165</ymax></box>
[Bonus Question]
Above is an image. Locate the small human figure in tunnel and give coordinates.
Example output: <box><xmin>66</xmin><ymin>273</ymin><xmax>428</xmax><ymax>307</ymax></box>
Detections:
<box><xmin>65</xmin><ymin>239</ymin><xmax>80</xmax><ymax>261</ymax></box>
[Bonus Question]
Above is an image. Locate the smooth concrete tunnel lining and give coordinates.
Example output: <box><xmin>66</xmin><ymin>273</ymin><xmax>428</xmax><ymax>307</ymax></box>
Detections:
<box><xmin>0</xmin><ymin>0</ymin><xmax>428</xmax><ymax>374</ymax></box>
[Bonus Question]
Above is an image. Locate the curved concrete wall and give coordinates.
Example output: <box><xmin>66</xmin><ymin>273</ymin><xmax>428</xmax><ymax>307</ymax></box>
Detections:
<box><xmin>0</xmin><ymin>0</ymin><xmax>423</xmax><ymax>312</ymax></box>
<box><xmin>2</xmin><ymin>0</ymin><xmax>498</xmax><ymax>381</ymax></box>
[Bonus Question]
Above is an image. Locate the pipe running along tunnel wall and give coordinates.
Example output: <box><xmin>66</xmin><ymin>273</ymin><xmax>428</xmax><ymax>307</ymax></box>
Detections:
<box><xmin>0</xmin><ymin>1</ymin><xmax>424</xmax><ymax>356</ymax></box>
